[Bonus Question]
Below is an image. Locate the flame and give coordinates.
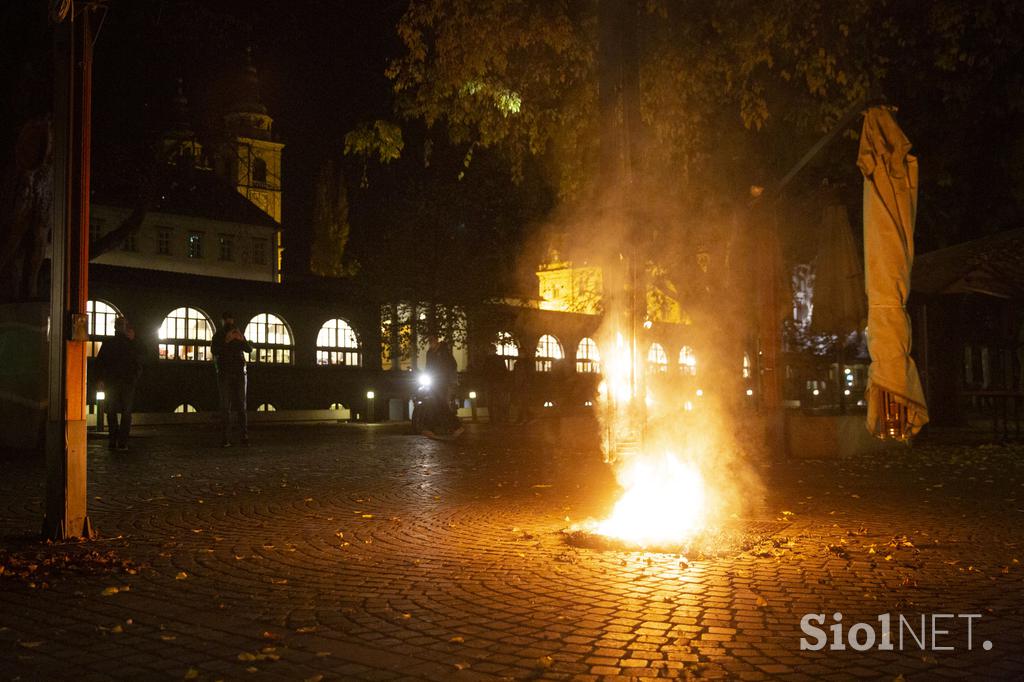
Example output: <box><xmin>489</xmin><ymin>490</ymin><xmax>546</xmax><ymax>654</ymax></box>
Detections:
<box><xmin>594</xmin><ymin>451</ymin><xmax>707</xmax><ymax>546</ymax></box>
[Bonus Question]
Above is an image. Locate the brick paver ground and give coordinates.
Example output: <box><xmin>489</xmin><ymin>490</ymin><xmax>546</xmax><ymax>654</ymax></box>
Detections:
<box><xmin>0</xmin><ymin>420</ymin><xmax>1022</xmax><ymax>680</ymax></box>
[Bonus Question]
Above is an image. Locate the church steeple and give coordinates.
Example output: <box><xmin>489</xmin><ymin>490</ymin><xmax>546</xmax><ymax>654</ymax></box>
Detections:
<box><xmin>214</xmin><ymin>46</ymin><xmax>285</xmax><ymax>280</ymax></box>
<box><xmin>160</xmin><ymin>77</ymin><xmax>205</xmax><ymax>168</ymax></box>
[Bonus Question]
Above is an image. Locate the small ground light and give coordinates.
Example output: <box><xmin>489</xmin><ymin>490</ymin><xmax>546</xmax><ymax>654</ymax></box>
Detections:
<box><xmin>745</xmin><ymin>388</ymin><xmax>754</xmax><ymax>396</ymax></box>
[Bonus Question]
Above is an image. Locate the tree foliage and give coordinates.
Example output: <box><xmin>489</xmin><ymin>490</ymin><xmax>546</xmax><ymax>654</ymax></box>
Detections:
<box><xmin>310</xmin><ymin>159</ymin><xmax>357</xmax><ymax>278</ymax></box>
<box><xmin>386</xmin><ymin>0</ymin><xmax>1024</xmax><ymax>229</ymax></box>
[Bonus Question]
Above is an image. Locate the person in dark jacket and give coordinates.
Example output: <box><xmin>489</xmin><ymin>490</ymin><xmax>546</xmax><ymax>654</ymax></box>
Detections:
<box><xmin>211</xmin><ymin>312</ymin><xmax>253</xmax><ymax>447</ymax></box>
<box><xmin>94</xmin><ymin>316</ymin><xmax>142</xmax><ymax>450</ymax></box>
<box><xmin>424</xmin><ymin>335</ymin><xmax>463</xmax><ymax>436</ymax></box>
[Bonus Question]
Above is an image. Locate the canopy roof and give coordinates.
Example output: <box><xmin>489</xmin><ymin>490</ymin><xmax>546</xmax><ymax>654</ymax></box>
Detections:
<box><xmin>912</xmin><ymin>227</ymin><xmax>1024</xmax><ymax>299</ymax></box>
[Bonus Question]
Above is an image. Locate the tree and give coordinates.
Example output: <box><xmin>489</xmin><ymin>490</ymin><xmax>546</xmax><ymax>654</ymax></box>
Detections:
<box><xmin>310</xmin><ymin>159</ymin><xmax>357</xmax><ymax>278</ymax></box>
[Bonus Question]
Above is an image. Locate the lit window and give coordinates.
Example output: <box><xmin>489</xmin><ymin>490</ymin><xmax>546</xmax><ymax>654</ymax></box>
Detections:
<box><xmin>158</xmin><ymin>307</ymin><xmax>213</xmax><ymax>361</ymax></box>
<box><xmin>535</xmin><ymin>334</ymin><xmax>564</xmax><ymax>372</ymax></box>
<box><xmin>742</xmin><ymin>353</ymin><xmax>751</xmax><ymax>379</ymax></box>
<box><xmin>679</xmin><ymin>346</ymin><xmax>697</xmax><ymax>376</ymax></box>
<box><xmin>252</xmin><ymin>238</ymin><xmax>268</xmax><ymax>265</ymax></box>
<box><xmin>86</xmin><ymin>299</ymin><xmax>120</xmax><ymax>357</ymax></box>
<box><xmin>157</xmin><ymin>227</ymin><xmax>172</xmax><ymax>255</ymax></box>
<box><xmin>174</xmin><ymin>403</ymin><xmax>198</xmax><ymax>413</ymax></box>
<box><xmin>576</xmin><ymin>337</ymin><xmax>601</xmax><ymax>373</ymax></box>
<box><xmin>495</xmin><ymin>331</ymin><xmax>519</xmax><ymax>370</ymax></box>
<box><xmin>256</xmin><ymin>403</ymin><xmax>276</xmax><ymax>412</ymax></box>
<box><xmin>219</xmin><ymin>234</ymin><xmax>234</xmax><ymax>262</ymax></box>
<box><xmin>316</xmin><ymin>318</ymin><xmax>361</xmax><ymax>366</ymax></box>
<box><xmin>187</xmin><ymin>231</ymin><xmax>203</xmax><ymax>259</ymax></box>
<box><xmin>244</xmin><ymin>313</ymin><xmax>293</xmax><ymax>364</ymax></box>
<box><xmin>647</xmin><ymin>343</ymin><xmax>668</xmax><ymax>373</ymax></box>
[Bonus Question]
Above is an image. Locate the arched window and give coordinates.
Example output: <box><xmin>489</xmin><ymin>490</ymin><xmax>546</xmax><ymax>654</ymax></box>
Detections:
<box><xmin>535</xmin><ymin>334</ymin><xmax>564</xmax><ymax>372</ymax></box>
<box><xmin>679</xmin><ymin>346</ymin><xmax>697</xmax><ymax>376</ymax></box>
<box><xmin>576</xmin><ymin>337</ymin><xmax>601</xmax><ymax>374</ymax></box>
<box><xmin>317</xmin><ymin>318</ymin><xmax>361</xmax><ymax>366</ymax></box>
<box><xmin>245</xmin><ymin>313</ymin><xmax>293</xmax><ymax>364</ymax></box>
<box><xmin>86</xmin><ymin>299</ymin><xmax>120</xmax><ymax>357</ymax></box>
<box><xmin>253</xmin><ymin>156</ymin><xmax>268</xmax><ymax>185</ymax></box>
<box><xmin>158</xmin><ymin>307</ymin><xmax>213</xmax><ymax>361</ymax></box>
<box><xmin>742</xmin><ymin>352</ymin><xmax>752</xmax><ymax>379</ymax></box>
<box><xmin>256</xmin><ymin>403</ymin><xmax>276</xmax><ymax>412</ymax></box>
<box><xmin>647</xmin><ymin>343</ymin><xmax>668</xmax><ymax>373</ymax></box>
<box><xmin>174</xmin><ymin>403</ymin><xmax>197</xmax><ymax>413</ymax></box>
<box><xmin>495</xmin><ymin>331</ymin><xmax>518</xmax><ymax>370</ymax></box>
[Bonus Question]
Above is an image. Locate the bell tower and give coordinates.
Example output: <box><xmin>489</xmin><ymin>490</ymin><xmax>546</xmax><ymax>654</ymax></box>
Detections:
<box><xmin>215</xmin><ymin>48</ymin><xmax>284</xmax><ymax>276</ymax></box>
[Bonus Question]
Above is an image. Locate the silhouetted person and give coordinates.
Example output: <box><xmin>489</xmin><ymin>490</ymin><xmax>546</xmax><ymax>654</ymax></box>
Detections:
<box><xmin>425</xmin><ymin>335</ymin><xmax>462</xmax><ymax>435</ymax></box>
<box><xmin>482</xmin><ymin>345</ymin><xmax>510</xmax><ymax>423</ymax></box>
<box><xmin>511</xmin><ymin>355</ymin><xmax>534</xmax><ymax>425</ymax></box>
<box><xmin>94</xmin><ymin>316</ymin><xmax>141</xmax><ymax>450</ymax></box>
<box><xmin>212</xmin><ymin>312</ymin><xmax>253</xmax><ymax>447</ymax></box>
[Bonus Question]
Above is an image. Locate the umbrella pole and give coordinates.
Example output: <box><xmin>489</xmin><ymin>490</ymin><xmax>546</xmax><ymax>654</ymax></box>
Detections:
<box><xmin>837</xmin><ymin>341</ymin><xmax>846</xmax><ymax>415</ymax></box>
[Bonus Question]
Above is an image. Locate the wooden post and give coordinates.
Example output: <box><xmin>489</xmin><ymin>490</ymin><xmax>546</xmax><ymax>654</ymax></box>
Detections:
<box><xmin>45</xmin><ymin>3</ymin><xmax>94</xmax><ymax>540</ymax></box>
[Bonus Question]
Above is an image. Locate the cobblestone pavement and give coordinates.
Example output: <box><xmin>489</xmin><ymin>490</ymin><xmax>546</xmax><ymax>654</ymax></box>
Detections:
<box><xmin>1</xmin><ymin>421</ymin><xmax>1022</xmax><ymax>681</ymax></box>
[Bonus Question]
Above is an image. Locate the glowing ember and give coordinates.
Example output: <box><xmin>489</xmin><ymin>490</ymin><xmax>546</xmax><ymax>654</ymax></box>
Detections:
<box><xmin>594</xmin><ymin>451</ymin><xmax>707</xmax><ymax>547</ymax></box>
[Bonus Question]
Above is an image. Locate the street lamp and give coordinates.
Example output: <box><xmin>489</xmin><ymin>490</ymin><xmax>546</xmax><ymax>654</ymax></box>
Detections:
<box><xmin>95</xmin><ymin>390</ymin><xmax>105</xmax><ymax>431</ymax></box>
<box><xmin>365</xmin><ymin>390</ymin><xmax>375</xmax><ymax>423</ymax></box>
<box><xmin>468</xmin><ymin>390</ymin><xmax>477</xmax><ymax>422</ymax></box>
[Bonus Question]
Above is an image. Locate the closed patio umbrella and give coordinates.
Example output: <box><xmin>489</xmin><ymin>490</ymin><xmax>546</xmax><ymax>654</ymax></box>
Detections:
<box><xmin>858</xmin><ymin>106</ymin><xmax>928</xmax><ymax>439</ymax></box>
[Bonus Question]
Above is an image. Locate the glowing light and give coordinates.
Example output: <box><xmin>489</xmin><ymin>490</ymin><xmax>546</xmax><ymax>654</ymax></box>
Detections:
<box><xmin>96</xmin><ymin>391</ymin><xmax>106</xmax><ymax>401</ymax></box>
<box><xmin>643</xmin><ymin>319</ymin><xmax>653</xmax><ymax>330</ymax></box>
<box><xmin>645</xmin><ymin>394</ymin><xmax>654</xmax><ymax>407</ymax></box>
<box><xmin>543</xmin><ymin>400</ymin><xmax>554</xmax><ymax>408</ymax></box>
<box><xmin>468</xmin><ymin>391</ymin><xmax>477</xmax><ymax>400</ymax></box>
<box><xmin>843</xmin><ymin>389</ymin><xmax>851</xmax><ymax>396</ymax></box>
<box><xmin>844</xmin><ymin>368</ymin><xmax>852</xmax><ymax>375</ymax></box>
<box><xmin>584</xmin><ymin>400</ymin><xmax>593</xmax><ymax>407</ymax></box>
<box><xmin>594</xmin><ymin>452</ymin><xmax>706</xmax><ymax>546</ymax></box>
<box><xmin>695</xmin><ymin>388</ymin><xmax>703</xmax><ymax>397</ymax></box>
<box><xmin>366</xmin><ymin>391</ymin><xmax>375</xmax><ymax>400</ymax></box>
<box><xmin>418</xmin><ymin>373</ymin><xmax>432</xmax><ymax>388</ymax></box>
<box><xmin>745</xmin><ymin>388</ymin><xmax>754</xmax><ymax>396</ymax></box>
<box><xmin>812</xmin><ymin>389</ymin><xmax>820</xmax><ymax>396</ymax></box>
<box><xmin>684</xmin><ymin>400</ymin><xmax>693</xmax><ymax>411</ymax></box>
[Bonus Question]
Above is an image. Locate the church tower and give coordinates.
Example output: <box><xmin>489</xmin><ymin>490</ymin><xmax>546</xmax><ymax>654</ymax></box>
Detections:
<box><xmin>215</xmin><ymin>48</ymin><xmax>284</xmax><ymax>278</ymax></box>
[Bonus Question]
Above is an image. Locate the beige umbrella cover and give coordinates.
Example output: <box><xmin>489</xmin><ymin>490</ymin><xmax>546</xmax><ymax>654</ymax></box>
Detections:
<box><xmin>858</xmin><ymin>107</ymin><xmax>929</xmax><ymax>439</ymax></box>
<box><xmin>809</xmin><ymin>202</ymin><xmax>866</xmax><ymax>337</ymax></box>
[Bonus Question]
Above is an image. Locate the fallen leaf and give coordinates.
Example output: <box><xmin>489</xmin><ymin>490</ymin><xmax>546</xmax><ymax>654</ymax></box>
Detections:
<box><xmin>449</xmin><ymin>636</ymin><xmax>465</xmax><ymax>643</ymax></box>
<box><xmin>536</xmin><ymin>655</ymin><xmax>554</xmax><ymax>669</ymax></box>
<box><xmin>304</xmin><ymin>676</ymin><xmax>324</xmax><ymax>682</ymax></box>
<box><xmin>175</xmin><ymin>572</ymin><xmax>188</xmax><ymax>580</ymax></box>
<box><xmin>161</xmin><ymin>634</ymin><xmax>177</xmax><ymax>642</ymax></box>
<box><xmin>184</xmin><ymin>668</ymin><xmax>200</xmax><ymax>680</ymax></box>
<box><xmin>238</xmin><ymin>652</ymin><xmax>257</xmax><ymax>662</ymax></box>
<box><xmin>101</xmin><ymin>586</ymin><xmax>120</xmax><ymax>596</ymax></box>
<box><xmin>454</xmin><ymin>662</ymin><xmax>470</xmax><ymax>670</ymax></box>
<box><xmin>18</xmin><ymin>641</ymin><xmax>43</xmax><ymax>649</ymax></box>
<box><xmin>755</xmin><ymin>595</ymin><xmax>768</xmax><ymax>607</ymax></box>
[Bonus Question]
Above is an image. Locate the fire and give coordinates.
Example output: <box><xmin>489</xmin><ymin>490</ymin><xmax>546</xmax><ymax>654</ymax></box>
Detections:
<box><xmin>594</xmin><ymin>451</ymin><xmax>707</xmax><ymax>546</ymax></box>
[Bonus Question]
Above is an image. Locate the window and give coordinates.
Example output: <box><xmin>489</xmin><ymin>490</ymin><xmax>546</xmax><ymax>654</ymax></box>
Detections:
<box><xmin>120</xmin><ymin>232</ymin><xmax>138</xmax><ymax>252</ymax></box>
<box><xmin>174</xmin><ymin>403</ymin><xmax>198</xmax><ymax>413</ymax></box>
<box><xmin>252</xmin><ymin>238</ymin><xmax>268</xmax><ymax>265</ymax></box>
<box><xmin>496</xmin><ymin>331</ymin><xmax>519</xmax><ymax>370</ymax></box>
<box><xmin>317</xmin><ymin>318</ymin><xmax>361</xmax><ymax>366</ymax></box>
<box><xmin>535</xmin><ymin>334</ymin><xmax>564</xmax><ymax>372</ymax></box>
<box><xmin>86</xmin><ymin>299</ymin><xmax>119</xmax><ymax>357</ymax></box>
<box><xmin>244</xmin><ymin>313</ymin><xmax>293</xmax><ymax>364</ymax></box>
<box><xmin>157</xmin><ymin>227</ymin><xmax>172</xmax><ymax>255</ymax></box>
<box><xmin>219</xmin><ymin>234</ymin><xmax>234</xmax><ymax>262</ymax></box>
<box><xmin>576</xmin><ymin>337</ymin><xmax>601</xmax><ymax>374</ymax></box>
<box><xmin>158</xmin><ymin>307</ymin><xmax>213</xmax><ymax>361</ymax></box>
<box><xmin>647</xmin><ymin>343</ymin><xmax>668</xmax><ymax>373</ymax></box>
<box><xmin>742</xmin><ymin>353</ymin><xmax>752</xmax><ymax>379</ymax></box>
<box><xmin>187</xmin><ymin>231</ymin><xmax>203</xmax><ymax>259</ymax></box>
<box><xmin>253</xmin><ymin>157</ymin><xmax>268</xmax><ymax>185</ymax></box>
<box><xmin>679</xmin><ymin>346</ymin><xmax>697</xmax><ymax>376</ymax></box>
<box><xmin>256</xmin><ymin>403</ymin><xmax>276</xmax><ymax>412</ymax></box>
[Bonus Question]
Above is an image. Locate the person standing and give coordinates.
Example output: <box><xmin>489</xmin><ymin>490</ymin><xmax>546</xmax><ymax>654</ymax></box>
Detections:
<box><xmin>94</xmin><ymin>316</ymin><xmax>142</xmax><ymax>451</ymax></box>
<box><xmin>211</xmin><ymin>312</ymin><xmax>253</xmax><ymax>447</ymax></box>
<box><xmin>425</xmin><ymin>335</ymin><xmax>463</xmax><ymax>436</ymax></box>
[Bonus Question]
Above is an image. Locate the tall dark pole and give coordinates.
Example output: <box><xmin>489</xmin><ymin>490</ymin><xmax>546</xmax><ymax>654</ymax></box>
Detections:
<box><xmin>45</xmin><ymin>2</ymin><xmax>95</xmax><ymax>540</ymax></box>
